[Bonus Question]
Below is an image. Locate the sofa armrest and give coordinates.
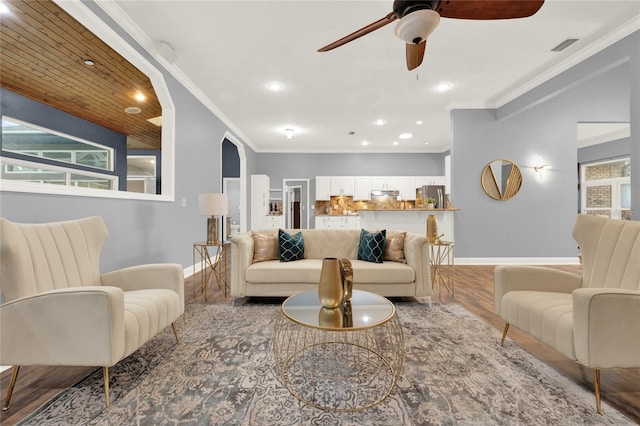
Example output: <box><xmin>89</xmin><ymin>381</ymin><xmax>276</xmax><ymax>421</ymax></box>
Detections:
<box><xmin>494</xmin><ymin>265</ymin><xmax>582</xmax><ymax>314</ymax></box>
<box><xmin>101</xmin><ymin>263</ymin><xmax>184</xmax><ymax>310</ymax></box>
<box><xmin>573</xmin><ymin>288</ymin><xmax>640</xmax><ymax>369</ymax></box>
<box><xmin>0</xmin><ymin>287</ymin><xmax>125</xmax><ymax>366</ymax></box>
<box><xmin>231</xmin><ymin>233</ymin><xmax>254</xmax><ymax>297</ymax></box>
<box><xmin>403</xmin><ymin>232</ymin><xmax>431</xmax><ymax>297</ymax></box>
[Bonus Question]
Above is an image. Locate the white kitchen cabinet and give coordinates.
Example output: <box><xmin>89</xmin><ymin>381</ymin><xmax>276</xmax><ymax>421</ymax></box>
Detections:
<box><xmin>264</xmin><ymin>215</ymin><xmax>284</xmax><ymax>229</ymax></box>
<box><xmin>370</xmin><ymin>177</ymin><xmax>390</xmax><ymax>191</ymax></box>
<box><xmin>330</xmin><ymin>177</ymin><xmax>354</xmax><ymax>196</ymax></box>
<box><xmin>354</xmin><ymin>177</ymin><xmax>371</xmax><ymax>200</ymax></box>
<box><xmin>397</xmin><ymin>177</ymin><xmax>416</xmax><ymax>200</ymax></box>
<box><xmin>415</xmin><ymin>176</ymin><xmax>448</xmax><ymax>194</ymax></box>
<box><xmin>315</xmin><ymin>216</ymin><xmax>360</xmax><ymax>229</ymax></box>
<box><xmin>315</xmin><ymin>176</ymin><xmax>331</xmax><ymax>200</ymax></box>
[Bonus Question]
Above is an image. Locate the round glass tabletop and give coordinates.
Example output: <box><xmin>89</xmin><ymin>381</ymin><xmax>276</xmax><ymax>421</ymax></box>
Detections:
<box><xmin>282</xmin><ymin>289</ymin><xmax>395</xmax><ymax>330</ymax></box>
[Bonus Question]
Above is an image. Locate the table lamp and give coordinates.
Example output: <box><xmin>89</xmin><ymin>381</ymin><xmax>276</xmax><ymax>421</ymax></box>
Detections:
<box><xmin>199</xmin><ymin>193</ymin><xmax>228</xmax><ymax>244</ymax></box>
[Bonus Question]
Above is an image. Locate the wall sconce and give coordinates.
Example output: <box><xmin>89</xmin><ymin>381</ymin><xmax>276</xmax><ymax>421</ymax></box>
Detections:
<box><xmin>534</xmin><ymin>164</ymin><xmax>550</xmax><ymax>180</ymax></box>
<box><xmin>199</xmin><ymin>193</ymin><xmax>228</xmax><ymax>244</ymax></box>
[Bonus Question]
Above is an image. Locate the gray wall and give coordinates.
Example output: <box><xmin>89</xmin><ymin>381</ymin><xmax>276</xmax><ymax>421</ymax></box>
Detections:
<box><xmin>578</xmin><ymin>138</ymin><xmax>631</xmax><ymax>164</ymax></box>
<box><xmin>451</xmin><ymin>31</ymin><xmax>638</xmax><ymax>259</ymax></box>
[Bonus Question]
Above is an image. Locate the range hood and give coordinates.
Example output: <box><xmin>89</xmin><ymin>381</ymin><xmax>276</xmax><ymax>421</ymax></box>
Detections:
<box><xmin>371</xmin><ymin>189</ymin><xmax>399</xmax><ymax>197</ymax></box>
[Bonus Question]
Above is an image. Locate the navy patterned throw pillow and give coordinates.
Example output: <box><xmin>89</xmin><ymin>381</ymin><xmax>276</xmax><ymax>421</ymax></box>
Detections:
<box><xmin>358</xmin><ymin>229</ymin><xmax>386</xmax><ymax>263</ymax></box>
<box><xmin>279</xmin><ymin>229</ymin><xmax>305</xmax><ymax>262</ymax></box>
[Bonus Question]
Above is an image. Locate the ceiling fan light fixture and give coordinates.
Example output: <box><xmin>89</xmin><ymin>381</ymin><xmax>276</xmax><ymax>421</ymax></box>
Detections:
<box><xmin>394</xmin><ymin>9</ymin><xmax>440</xmax><ymax>44</ymax></box>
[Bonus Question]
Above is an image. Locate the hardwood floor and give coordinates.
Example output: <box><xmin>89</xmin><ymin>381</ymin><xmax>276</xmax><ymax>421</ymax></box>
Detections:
<box><xmin>1</xmin><ymin>265</ymin><xmax>638</xmax><ymax>424</ymax></box>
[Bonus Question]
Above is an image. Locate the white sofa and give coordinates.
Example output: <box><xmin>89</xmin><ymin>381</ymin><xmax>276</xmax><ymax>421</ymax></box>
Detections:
<box><xmin>231</xmin><ymin>229</ymin><xmax>431</xmax><ymax>298</ymax></box>
<box><xmin>0</xmin><ymin>216</ymin><xmax>184</xmax><ymax>409</ymax></box>
<box><xmin>495</xmin><ymin>214</ymin><xmax>640</xmax><ymax>414</ymax></box>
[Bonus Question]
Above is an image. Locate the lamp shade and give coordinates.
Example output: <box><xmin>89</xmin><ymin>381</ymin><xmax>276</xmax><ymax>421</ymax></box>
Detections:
<box><xmin>199</xmin><ymin>193</ymin><xmax>228</xmax><ymax>216</ymax></box>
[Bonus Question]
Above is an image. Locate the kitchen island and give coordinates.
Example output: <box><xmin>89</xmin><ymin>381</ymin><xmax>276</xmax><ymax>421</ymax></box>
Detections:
<box><xmin>357</xmin><ymin>208</ymin><xmax>459</xmax><ymax>242</ymax></box>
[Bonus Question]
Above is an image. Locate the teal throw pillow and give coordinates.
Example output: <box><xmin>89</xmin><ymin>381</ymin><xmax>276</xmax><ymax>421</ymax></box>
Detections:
<box><xmin>358</xmin><ymin>229</ymin><xmax>386</xmax><ymax>263</ymax></box>
<box><xmin>279</xmin><ymin>229</ymin><xmax>305</xmax><ymax>262</ymax></box>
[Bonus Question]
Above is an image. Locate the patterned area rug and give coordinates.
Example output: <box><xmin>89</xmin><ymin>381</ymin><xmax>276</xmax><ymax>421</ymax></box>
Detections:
<box><xmin>18</xmin><ymin>300</ymin><xmax>633</xmax><ymax>425</ymax></box>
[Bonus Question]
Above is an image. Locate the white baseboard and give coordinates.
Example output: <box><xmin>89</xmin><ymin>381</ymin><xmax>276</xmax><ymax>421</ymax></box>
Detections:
<box><xmin>455</xmin><ymin>257</ymin><xmax>581</xmax><ymax>265</ymax></box>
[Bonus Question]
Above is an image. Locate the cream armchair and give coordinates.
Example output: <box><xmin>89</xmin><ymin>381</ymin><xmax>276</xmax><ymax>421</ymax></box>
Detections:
<box><xmin>0</xmin><ymin>216</ymin><xmax>184</xmax><ymax>409</ymax></box>
<box><xmin>495</xmin><ymin>214</ymin><xmax>640</xmax><ymax>414</ymax></box>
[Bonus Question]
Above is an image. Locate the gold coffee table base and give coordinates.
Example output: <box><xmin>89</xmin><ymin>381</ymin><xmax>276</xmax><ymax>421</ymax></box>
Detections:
<box><xmin>273</xmin><ymin>304</ymin><xmax>404</xmax><ymax>412</ymax></box>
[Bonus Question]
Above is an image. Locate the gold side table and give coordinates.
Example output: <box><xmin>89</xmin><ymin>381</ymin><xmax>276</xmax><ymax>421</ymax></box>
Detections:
<box><xmin>429</xmin><ymin>240</ymin><xmax>455</xmax><ymax>303</ymax></box>
<box><xmin>273</xmin><ymin>290</ymin><xmax>404</xmax><ymax>412</ymax></box>
<box><xmin>192</xmin><ymin>241</ymin><xmax>230</xmax><ymax>301</ymax></box>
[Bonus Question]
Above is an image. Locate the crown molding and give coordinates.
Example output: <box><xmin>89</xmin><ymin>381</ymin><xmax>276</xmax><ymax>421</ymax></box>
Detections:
<box><xmin>492</xmin><ymin>17</ymin><xmax>640</xmax><ymax>108</ymax></box>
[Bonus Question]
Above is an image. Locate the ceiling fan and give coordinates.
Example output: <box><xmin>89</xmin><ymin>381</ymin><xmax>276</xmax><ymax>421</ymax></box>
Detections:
<box><xmin>318</xmin><ymin>0</ymin><xmax>545</xmax><ymax>71</ymax></box>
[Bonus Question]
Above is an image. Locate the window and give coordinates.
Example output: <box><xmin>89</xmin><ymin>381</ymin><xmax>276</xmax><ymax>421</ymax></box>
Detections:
<box><xmin>1</xmin><ymin>117</ymin><xmax>118</xmax><ymax>190</ymax></box>
<box><xmin>2</xmin><ymin>117</ymin><xmax>113</xmax><ymax>171</ymax></box>
<box><xmin>580</xmin><ymin>157</ymin><xmax>631</xmax><ymax>220</ymax></box>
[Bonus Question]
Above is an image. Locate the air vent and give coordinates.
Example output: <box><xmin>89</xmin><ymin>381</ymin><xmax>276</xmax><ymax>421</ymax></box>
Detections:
<box><xmin>551</xmin><ymin>38</ymin><xmax>579</xmax><ymax>52</ymax></box>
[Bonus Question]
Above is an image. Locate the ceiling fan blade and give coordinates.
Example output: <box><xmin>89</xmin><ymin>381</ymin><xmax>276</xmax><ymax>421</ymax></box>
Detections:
<box><xmin>437</xmin><ymin>0</ymin><xmax>544</xmax><ymax>20</ymax></box>
<box><xmin>318</xmin><ymin>12</ymin><xmax>397</xmax><ymax>52</ymax></box>
<box><xmin>406</xmin><ymin>41</ymin><xmax>426</xmax><ymax>71</ymax></box>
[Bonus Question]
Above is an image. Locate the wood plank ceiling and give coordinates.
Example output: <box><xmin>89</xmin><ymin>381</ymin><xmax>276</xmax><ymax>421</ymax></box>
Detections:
<box><xmin>0</xmin><ymin>0</ymin><xmax>162</xmax><ymax>150</ymax></box>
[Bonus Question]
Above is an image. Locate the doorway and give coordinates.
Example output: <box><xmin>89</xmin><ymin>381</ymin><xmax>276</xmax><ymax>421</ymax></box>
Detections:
<box><xmin>283</xmin><ymin>179</ymin><xmax>309</xmax><ymax>229</ymax></box>
<box><xmin>223</xmin><ymin>177</ymin><xmax>241</xmax><ymax>237</ymax></box>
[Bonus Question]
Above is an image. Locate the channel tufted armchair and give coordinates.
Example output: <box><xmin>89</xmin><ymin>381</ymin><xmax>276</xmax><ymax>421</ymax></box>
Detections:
<box><xmin>0</xmin><ymin>216</ymin><xmax>184</xmax><ymax>410</ymax></box>
<box><xmin>495</xmin><ymin>214</ymin><xmax>640</xmax><ymax>414</ymax></box>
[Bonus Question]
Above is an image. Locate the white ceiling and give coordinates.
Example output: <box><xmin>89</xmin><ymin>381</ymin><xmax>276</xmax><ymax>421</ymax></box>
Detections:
<box><xmin>104</xmin><ymin>0</ymin><xmax>639</xmax><ymax>154</ymax></box>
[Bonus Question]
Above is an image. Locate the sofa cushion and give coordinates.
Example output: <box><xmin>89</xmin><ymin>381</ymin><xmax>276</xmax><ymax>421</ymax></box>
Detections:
<box><xmin>351</xmin><ymin>260</ymin><xmax>415</xmax><ymax>284</ymax></box>
<box><xmin>279</xmin><ymin>229</ymin><xmax>305</xmax><ymax>262</ymax></box>
<box><xmin>384</xmin><ymin>231</ymin><xmax>406</xmax><ymax>263</ymax></box>
<box><xmin>358</xmin><ymin>229</ymin><xmax>386</xmax><ymax>263</ymax></box>
<box><xmin>245</xmin><ymin>259</ymin><xmax>415</xmax><ymax>285</ymax></box>
<box><xmin>247</xmin><ymin>259</ymin><xmax>323</xmax><ymax>283</ymax></box>
<box><xmin>251</xmin><ymin>230</ymin><xmax>279</xmax><ymax>263</ymax></box>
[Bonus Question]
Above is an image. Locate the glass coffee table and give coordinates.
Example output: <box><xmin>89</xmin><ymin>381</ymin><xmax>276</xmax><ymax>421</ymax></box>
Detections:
<box><xmin>272</xmin><ymin>290</ymin><xmax>404</xmax><ymax>411</ymax></box>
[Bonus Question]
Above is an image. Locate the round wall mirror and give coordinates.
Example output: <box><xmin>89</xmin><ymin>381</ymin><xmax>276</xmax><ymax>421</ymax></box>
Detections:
<box><xmin>481</xmin><ymin>159</ymin><xmax>522</xmax><ymax>201</ymax></box>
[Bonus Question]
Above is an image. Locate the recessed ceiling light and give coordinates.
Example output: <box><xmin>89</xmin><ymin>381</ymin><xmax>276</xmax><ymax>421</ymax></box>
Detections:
<box><xmin>83</xmin><ymin>59</ymin><xmax>95</xmax><ymax>66</ymax></box>
<box><xmin>375</xmin><ymin>119</ymin><xmax>385</xmax><ymax>126</ymax></box>
<box><xmin>434</xmin><ymin>82</ymin><xmax>453</xmax><ymax>92</ymax></box>
<box><xmin>416</xmin><ymin>120</ymin><xmax>423</xmax><ymax>125</ymax></box>
<box><xmin>393</xmin><ymin>141</ymin><xmax>399</xmax><ymax>146</ymax></box>
<box><xmin>399</xmin><ymin>133</ymin><xmax>412</xmax><ymax>139</ymax></box>
<box><xmin>361</xmin><ymin>141</ymin><xmax>369</xmax><ymax>146</ymax></box>
<box><xmin>124</xmin><ymin>107</ymin><xmax>142</xmax><ymax>114</ymax></box>
<box><xmin>424</xmin><ymin>142</ymin><xmax>429</xmax><ymax>145</ymax></box>
<box><xmin>134</xmin><ymin>92</ymin><xmax>146</xmax><ymax>102</ymax></box>
<box><xmin>266</xmin><ymin>81</ymin><xmax>283</xmax><ymax>92</ymax></box>
<box><xmin>284</xmin><ymin>128</ymin><xmax>295</xmax><ymax>139</ymax></box>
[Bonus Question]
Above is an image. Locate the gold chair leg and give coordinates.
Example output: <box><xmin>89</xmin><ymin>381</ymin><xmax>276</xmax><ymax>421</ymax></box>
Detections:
<box><xmin>500</xmin><ymin>323</ymin><xmax>510</xmax><ymax>346</ymax></box>
<box><xmin>594</xmin><ymin>369</ymin><xmax>602</xmax><ymax>415</ymax></box>
<box><xmin>172</xmin><ymin>322</ymin><xmax>180</xmax><ymax>344</ymax></box>
<box><xmin>103</xmin><ymin>367</ymin><xmax>110</xmax><ymax>408</ymax></box>
<box><xmin>2</xmin><ymin>365</ymin><xmax>20</xmax><ymax>411</ymax></box>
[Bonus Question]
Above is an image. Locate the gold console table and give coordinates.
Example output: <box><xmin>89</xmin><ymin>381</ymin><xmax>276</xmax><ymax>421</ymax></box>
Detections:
<box><xmin>429</xmin><ymin>240</ymin><xmax>455</xmax><ymax>303</ymax></box>
<box><xmin>192</xmin><ymin>241</ymin><xmax>229</xmax><ymax>301</ymax></box>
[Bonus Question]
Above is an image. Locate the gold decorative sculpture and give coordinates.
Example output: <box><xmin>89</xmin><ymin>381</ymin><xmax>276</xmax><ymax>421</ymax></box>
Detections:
<box><xmin>319</xmin><ymin>258</ymin><xmax>353</xmax><ymax>309</ymax></box>
<box><xmin>427</xmin><ymin>214</ymin><xmax>444</xmax><ymax>244</ymax></box>
<box><xmin>481</xmin><ymin>159</ymin><xmax>522</xmax><ymax>201</ymax></box>
<box><xmin>340</xmin><ymin>258</ymin><xmax>353</xmax><ymax>302</ymax></box>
